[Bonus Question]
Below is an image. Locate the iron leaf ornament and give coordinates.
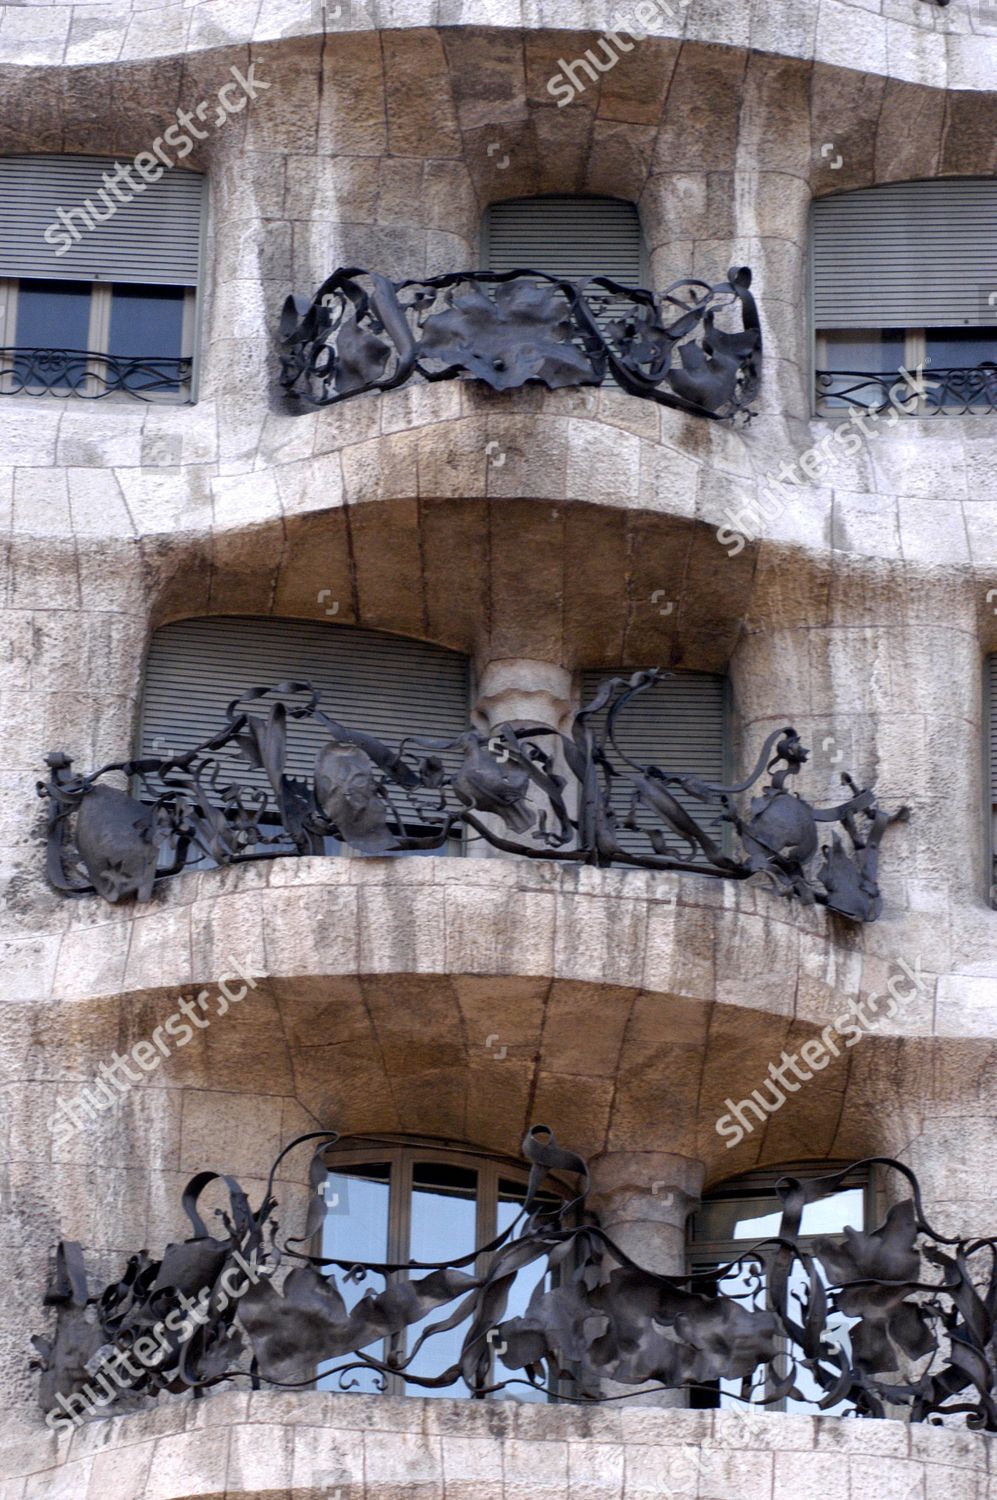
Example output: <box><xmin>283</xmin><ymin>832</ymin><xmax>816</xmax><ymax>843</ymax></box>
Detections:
<box><xmin>38</xmin><ymin>671</ymin><xmax>906</xmax><ymax>921</ymax></box>
<box><xmin>278</xmin><ymin>266</ymin><xmax>762</xmax><ymax>421</ymax></box>
<box><xmin>33</xmin><ymin>1128</ymin><xmax>997</xmax><ymax>1428</ymax></box>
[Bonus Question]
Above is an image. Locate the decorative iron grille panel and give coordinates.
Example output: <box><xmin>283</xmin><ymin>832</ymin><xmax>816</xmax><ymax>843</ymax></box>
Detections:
<box><xmin>40</xmin><ymin>669</ymin><xmax>906</xmax><ymax>923</ymax></box>
<box><xmin>279</xmin><ymin>266</ymin><xmax>761</xmax><ymax>421</ymax></box>
<box><xmin>33</xmin><ymin>1126</ymin><xmax>997</xmax><ymax>1429</ymax></box>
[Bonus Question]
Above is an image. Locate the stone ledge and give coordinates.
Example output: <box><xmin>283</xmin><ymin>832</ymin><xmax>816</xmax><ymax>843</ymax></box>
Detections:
<box><xmin>1</xmin><ymin>1394</ymin><xmax>990</xmax><ymax>1500</ymax></box>
<box><xmin>0</xmin><ymin>1</ymin><xmax>994</xmax><ymax>91</ymax></box>
<box><xmin>4</xmin><ymin>404</ymin><xmax>997</xmax><ymax>570</ymax></box>
<box><xmin>4</xmin><ymin>852</ymin><xmax>934</xmax><ymax>1020</ymax></box>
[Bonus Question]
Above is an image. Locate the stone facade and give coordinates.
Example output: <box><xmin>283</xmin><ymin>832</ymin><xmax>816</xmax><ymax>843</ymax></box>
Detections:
<box><xmin>2</xmin><ymin>0</ymin><xmax>997</xmax><ymax>1494</ymax></box>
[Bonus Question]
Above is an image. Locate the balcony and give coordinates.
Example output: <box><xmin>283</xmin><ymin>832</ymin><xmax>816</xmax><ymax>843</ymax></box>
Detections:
<box><xmin>279</xmin><ymin>266</ymin><xmax>762</xmax><ymax>423</ymax></box>
<box><xmin>39</xmin><ymin>670</ymin><xmax>906</xmax><ymax>924</ymax></box>
<box><xmin>32</xmin><ymin>1122</ymin><xmax>997</xmax><ymax>1425</ymax></box>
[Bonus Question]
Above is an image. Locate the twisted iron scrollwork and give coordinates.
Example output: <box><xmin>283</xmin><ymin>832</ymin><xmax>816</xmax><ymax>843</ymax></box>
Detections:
<box><xmin>38</xmin><ymin>671</ymin><xmax>906</xmax><ymax>921</ymax></box>
<box><xmin>279</xmin><ymin>266</ymin><xmax>761</xmax><ymax>421</ymax></box>
<box><xmin>33</xmin><ymin>1126</ymin><xmax>997</xmax><ymax>1428</ymax></box>
<box><xmin>0</xmin><ymin>347</ymin><xmax>191</xmax><ymax>400</ymax></box>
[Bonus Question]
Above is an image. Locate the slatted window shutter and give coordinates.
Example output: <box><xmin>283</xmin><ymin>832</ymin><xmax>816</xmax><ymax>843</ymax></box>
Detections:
<box><xmin>812</xmin><ymin>179</ymin><xmax>997</xmax><ymax>329</ymax></box>
<box><xmin>578</xmin><ymin>669</ymin><xmax>728</xmax><ymax>856</ymax></box>
<box><xmin>0</xmin><ymin>154</ymin><xmax>204</xmax><ymax>285</ymax></box>
<box><xmin>483</xmin><ymin>197</ymin><xmax>644</xmax><ymax>285</ymax></box>
<box><xmin>139</xmin><ymin>618</ymin><xmax>471</xmax><ymax>799</ymax></box>
<box><xmin>483</xmin><ymin>197</ymin><xmax>644</xmax><ymax>386</ymax></box>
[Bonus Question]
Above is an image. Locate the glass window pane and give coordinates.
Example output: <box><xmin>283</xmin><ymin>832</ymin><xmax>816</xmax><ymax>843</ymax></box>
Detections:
<box><xmin>817</xmin><ymin>328</ymin><xmax>904</xmax><ymax>410</ymax></box>
<box><xmin>691</xmin><ymin>1185</ymin><xmax>864</xmax><ymax>1245</ymax></box>
<box><xmin>926</xmin><ymin>327</ymin><xmax>995</xmax><ymax>369</ymax></box>
<box><xmin>12</xmin><ymin>279</ymin><xmax>92</xmax><ymax>392</ymax></box>
<box><xmin>798</xmin><ymin>1187</ymin><xmax>864</xmax><ymax>1237</ymax></box>
<box><xmin>691</xmin><ymin>1175</ymin><xmax>866</xmax><ymax>1415</ymax></box>
<box><xmin>691</xmin><ymin>1195</ymin><xmax>782</xmax><ymax>1244</ymax></box>
<box><xmin>318</xmin><ymin>1163</ymin><xmax>391</xmax><ymax>1395</ymax></box>
<box><xmin>405</xmin><ymin>1162</ymin><xmax>478</xmax><ymax>1396</ymax></box>
<box><xmin>107</xmin><ymin>284</ymin><xmax>186</xmax><ymax>393</ymax></box>
<box><xmin>925</xmin><ymin>327</ymin><xmax>997</xmax><ymax>411</ymax></box>
<box><xmin>495</xmin><ymin>1177</ymin><xmax>559</xmax><ymax>1403</ymax></box>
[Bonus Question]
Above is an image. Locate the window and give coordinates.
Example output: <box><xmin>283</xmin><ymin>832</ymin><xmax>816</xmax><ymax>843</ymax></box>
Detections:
<box><xmin>812</xmin><ymin>179</ymin><xmax>997</xmax><ymax>415</ymax></box>
<box><xmin>319</xmin><ymin>1141</ymin><xmax>565</xmax><ymax>1400</ymax></box>
<box><xmin>688</xmin><ymin>1163</ymin><xmax>871</xmax><ymax>1412</ymax></box>
<box><xmin>483</xmin><ymin>195</ymin><xmax>644</xmax><ymax>286</ymax></box>
<box><xmin>0</xmin><ymin>154</ymin><xmax>203</xmax><ymax>401</ymax></box>
<box><xmin>137</xmin><ymin>617</ymin><xmax>471</xmax><ymax>861</ymax></box>
<box><xmin>577</xmin><ymin>668</ymin><xmax>730</xmax><ymax>857</ymax></box>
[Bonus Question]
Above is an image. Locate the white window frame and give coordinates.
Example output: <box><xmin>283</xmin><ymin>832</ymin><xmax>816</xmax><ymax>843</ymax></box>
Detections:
<box><xmin>0</xmin><ymin>275</ymin><xmax>195</xmax><ymax>402</ymax></box>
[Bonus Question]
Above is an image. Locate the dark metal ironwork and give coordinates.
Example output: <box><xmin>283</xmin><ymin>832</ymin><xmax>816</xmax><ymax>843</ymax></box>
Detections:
<box><xmin>279</xmin><ymin>266</ymin><xmax>761</xmax><ymax>421</ymax></box>
<box><xmin>816</xmin><ymin>366</ymin><xmax>997</xmax><ymax>415</ymax></box>
<box><xmin>38</xmin><ymin>671</ymin><xmax>907</xmax><ymax>921</ymax></box>
<box><xmin>0</xmin><ymin>347</ymin><xmax>191</xmax><ymax>400</ymax></box>
<box><xmin>33</xmin><ymin>1126</ymin><xmax>997</xmax><ymax>1427</ymax></box>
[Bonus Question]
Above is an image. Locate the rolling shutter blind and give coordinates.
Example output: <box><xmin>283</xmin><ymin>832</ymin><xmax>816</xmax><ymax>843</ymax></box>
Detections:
<box><xmin>812</xmin><ymin>180</ymin><xmax>997</xmax><ymax>329</ymax></box>
<box><xmin>483</xmin><ymin>197</ymin><xmax>643</xmax><ymax>284</ymax></box>
<box><xmin>139</xmin><ymin>618</ymin><xmax>471</xmax><ymax>795</ymax></box>
<box><xmin>0</xmin><ymin>155</ymin><xmax>203</xmax><ymax>285</ymax></box>
<box><xmin>579</xmin><ymin>669</ymin><xmax>727</xmax><ymax>856</ymax></box>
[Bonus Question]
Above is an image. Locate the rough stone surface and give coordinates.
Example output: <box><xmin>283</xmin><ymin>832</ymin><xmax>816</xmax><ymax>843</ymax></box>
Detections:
<box><xmin>1</xmin><ymin>1398</ymin><xmax>992</xmax><ymax>1500</ymax></box>
<box><xmin>4</xmin><ymin>6</ymin><xmax>997</xmax><ymax>1496</ymax></box>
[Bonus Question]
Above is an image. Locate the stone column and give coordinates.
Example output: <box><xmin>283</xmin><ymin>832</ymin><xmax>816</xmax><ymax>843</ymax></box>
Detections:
<box><xmin>470</xmin><ymin>659</ymin><xmax>576</xmax><ymax>856</ymax></box>
<box><xmin>587</xmin><ymin>1150</ymin><xmax>705</xmax><ymax>1406</ymax></box>
<box><xmin>473</xmin><ymin>659</ymin><xmax>574</xmax><ymax>737</ymax></box>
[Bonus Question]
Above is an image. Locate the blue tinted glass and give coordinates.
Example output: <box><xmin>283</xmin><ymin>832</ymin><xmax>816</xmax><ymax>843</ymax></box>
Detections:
<box><xmin>818</xmin><ymin>329</ymin><xmax>905</xmax><ymax>410</ymax></box>
<box><xmin>13</xmin><ymin>280</ymin><xmax>92</xmax><ymax>391</ymax></box>
<box><xmin>15</xmin><ymin>279</ymin><xmax>91</xmax><ymax>349</ymax></box>
<box><xmin>405</xmin><ymin>1162</ymin><xmax>478</xmax><ymax>1396</ymax></box>
<box><xmin>925</xmin><ymin>328</ymin><xmax>997</xmax><ymax>410</ymax></box>
<box><xmin>108</xmin><ymin>285</ymin><xmax>185</xmax><ymax>358</ymax></box>
<box><xmin>926</xmin><ymin>327</ymin><xmax>996</xmax><ymax>369</ymax></box>
<box><xmin>318</xmin><ymin>1164</ymin><xmax>391</xmax><ymax>1395</ymax></box>
<box><xmin>495</xmin><ymin>1179</ymin><xmax>558</xmax><ymax>1403</ymax></box>
<box><xmin>108</xmin><ymin>285</ymin><xmax>186</xmax><ymax>393</ymax></box>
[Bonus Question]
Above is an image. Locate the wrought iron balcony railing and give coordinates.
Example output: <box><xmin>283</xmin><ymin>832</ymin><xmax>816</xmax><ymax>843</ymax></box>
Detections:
<box><xmin>0</xmin><ymin>347</ymin><xmax>192</xmax><ymax>400</ymax></box>
<box><xmin>279</xmin><ymin>265</ymin><xmax>762</xmax><ymax>422</ymax></box>
<box><xmin>33</xmin><ymin>1126</ymin><xmax>997</xmax><ymax>1427</ymax></box>
<box><xmin>39</xmin><ymin>670</ymin><xmax>906</xmax><ymax>923</ymax></box>
<box><xmin>817</xmin><ymin>366</ymin><xmax>997</xmax><ymax>416</ymax></box>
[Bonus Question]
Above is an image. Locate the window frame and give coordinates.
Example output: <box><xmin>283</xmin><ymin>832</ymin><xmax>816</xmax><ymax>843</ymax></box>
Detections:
<box><xmin>0</xmin><ymin>275</ymin><xmax>196</xmax><ymax>403</ymax></box>
<box><xmin>687</xmin><ymin>1161</ymin><xmax>874</xmax><ymax>1412</ymax></box>
<box><xmin>318</xmin><ymin>1136</ymin><xmax>571</xmax><ymax>1400</ymax></box>
<box><xmin>808</xmin><ymin>183</ymin><xmax>997</xmax><ymax>420</ymax></box>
